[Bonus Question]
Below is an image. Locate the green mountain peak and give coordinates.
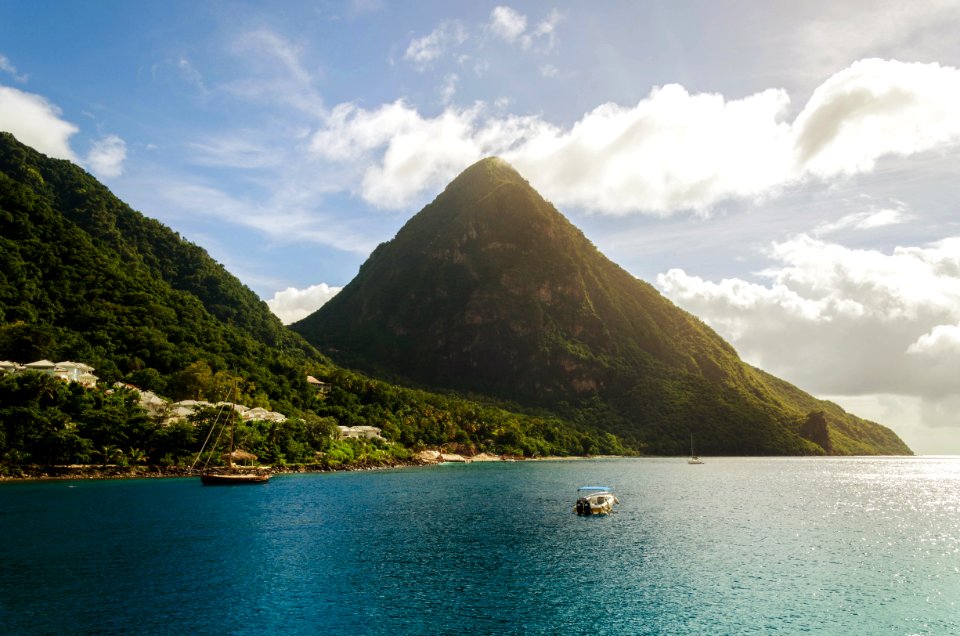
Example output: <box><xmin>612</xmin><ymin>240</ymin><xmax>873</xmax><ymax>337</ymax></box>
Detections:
<box><xmin>294</xmin><ymin>159</ymin><xmax>911</xmax><ymax>456</ymax></box>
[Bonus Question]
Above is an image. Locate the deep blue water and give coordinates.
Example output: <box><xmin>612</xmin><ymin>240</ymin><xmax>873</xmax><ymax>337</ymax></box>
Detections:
<box><xmin>1</xmin><ymin>457</ymin><xmax>959</xmax><ymax>635</ymax></box>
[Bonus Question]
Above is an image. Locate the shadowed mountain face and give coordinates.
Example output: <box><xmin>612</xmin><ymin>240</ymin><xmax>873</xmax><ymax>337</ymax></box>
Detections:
<box><xmin>294</xmin><ymin>158</ymin><xmax>910</xmax><ymax>455</ymax></box>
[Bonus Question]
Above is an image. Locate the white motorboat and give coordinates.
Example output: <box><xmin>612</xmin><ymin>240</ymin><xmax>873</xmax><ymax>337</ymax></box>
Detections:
<box><xmin>574</xmin><ymin>486</ymin><xmax>620</xmax><ymax>516</ymax></box>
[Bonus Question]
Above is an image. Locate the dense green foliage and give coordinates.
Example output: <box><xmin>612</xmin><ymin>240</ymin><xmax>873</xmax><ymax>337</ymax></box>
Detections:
<box><xmin>295</xmin><ymin>157</ymin><xmax>911</xmax><ymax>456</ymax></box>
<box><xmin>312</xmin><ymin>367</ymin><xmax>624</xmax><ymax>457</ymax></box>
<box><xmin>0</xmin><ymin>369</ymin><xmax>622</xmax><ymax>474</ymax></box>
<box><xmin>0</xmin><ymin>132</ymin><xmax>324</xmax><ymax>414</ymax></box>
<box><xmin>0</xmin><ymin>134</ymin><xmax>628</xmax><ymax>470</ymax></box>
<box><xmin>0</xmin><ymin>371</ymin><xmax>401</xmax><ymax>473</ymax></box>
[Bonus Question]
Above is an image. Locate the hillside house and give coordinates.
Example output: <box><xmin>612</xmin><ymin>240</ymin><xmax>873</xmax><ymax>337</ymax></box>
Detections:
<box><xmin>338</xmin><ymin>425</ymin><xmax>384</xmax><ymax>440</ymax></box>
<box><xmin>15</xmin><ymin>360</ymin><xmax>98</xmax><ymax>387</ymax></box>
<box><xmin>0</xmin><ymin>360</ymin><xmax>21</xmax><ymax>374</ymax></box>
<box><xmin>306</xmin><ymin>375</ymin><xmax>330</xmax><ymax>394</ymax></box>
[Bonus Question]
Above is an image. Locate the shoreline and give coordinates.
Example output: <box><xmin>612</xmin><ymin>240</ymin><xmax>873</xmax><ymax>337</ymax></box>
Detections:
<box><xmin>0</xmin><ymin>453</ymin><xmax>625</xmax><ymax>482</ymax></box>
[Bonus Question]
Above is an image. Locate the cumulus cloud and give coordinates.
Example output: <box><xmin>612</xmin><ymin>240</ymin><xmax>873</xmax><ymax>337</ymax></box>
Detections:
<box><xmin>0</xmin><ymin>84</ymin><xmax>78</xmax><ymax>160</ymax></box>
<box><xmin>0</xmin><ymin>83</ymin><xmax>126</xmax><ymax>179</ymax></box>
<box><xmin>266</xmin><ymin>283</ymin><xmax>342</xmax><ymax>324</ymax></box>
<box><xmin>310</xmin><ymin>99</ymin><xmax>551</xmax><ymax>208</ymax></box>
<box><xmin>310</xmin><ymin>58</ymin><xmax>960</xmax><ymax>218</ymax></box>
<box><xmin>86</xmin><ymin>134</ymin><xmax>127</xmax><ymax>178</ymax></box>
<box><xmin>489</xmin><ymin>6</ymin><xmax>527</xmax><ymax>43</ymax></box>
<box><xmin>507</xmin><ymin>85</ymin><xmax>794</xmax><ymax>215</ymax></box>
<box><xmin>403</xmin><ymin>20</ymin><xmax>467</xmax><ymax>70</ymax></box>
<box><xmin>907</xmin><ymin>323</ymin><xmax>960</xmax><ymax>355</ymax></box>
<box><xmin>657</xmin><ymin>234</ymin><xmax>960</xmax><ymax>406</ymax></box>
<box><xmin>793</xmin><ymin>59</ymin><xmax>960</xmax><ymax>177</ymax></box>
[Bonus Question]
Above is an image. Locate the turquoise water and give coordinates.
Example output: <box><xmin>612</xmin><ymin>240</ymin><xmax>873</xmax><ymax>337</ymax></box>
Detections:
<box><xmin>1</xmin><ymin>457</ymin><xmax>959</xmax><ymax>634</ymax></box>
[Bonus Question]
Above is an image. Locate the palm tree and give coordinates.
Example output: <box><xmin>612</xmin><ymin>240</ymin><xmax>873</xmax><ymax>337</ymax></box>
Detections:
<box><xmin>98</xmin><ymin>444</ymin><xmax>125</xmax><ymax>467</ymax></box>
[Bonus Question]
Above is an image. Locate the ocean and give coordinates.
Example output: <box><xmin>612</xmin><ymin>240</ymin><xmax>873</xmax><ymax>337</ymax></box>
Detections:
<box><xmin>1</xmin><ymin>457</ymin><xmax>958</xmax><ymax>635</ymax></box>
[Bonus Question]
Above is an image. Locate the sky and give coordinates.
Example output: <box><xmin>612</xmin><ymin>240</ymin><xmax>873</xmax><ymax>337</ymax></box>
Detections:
<box><xmin>2</xmin><ymin>0</ymin><xmax>959</xmax><ymax>454</ymax></box>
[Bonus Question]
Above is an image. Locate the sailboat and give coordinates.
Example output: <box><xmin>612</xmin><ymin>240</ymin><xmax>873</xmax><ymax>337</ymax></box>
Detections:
<box><xmin>194</xmin><ymin>395</ymin><xmax>270</xmax><ymax>485</ymax></box>
<box><xmin>687</xmin><ymin>433</ymin><xmax>704</xmax><ymax>464</ymax></box>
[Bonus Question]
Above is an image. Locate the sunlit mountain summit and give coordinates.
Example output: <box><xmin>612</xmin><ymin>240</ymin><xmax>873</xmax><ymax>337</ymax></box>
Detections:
<box><xmin>294</xmin><ymin>157</ymin><xmax>910</xmax><ymax>456</ymax></box>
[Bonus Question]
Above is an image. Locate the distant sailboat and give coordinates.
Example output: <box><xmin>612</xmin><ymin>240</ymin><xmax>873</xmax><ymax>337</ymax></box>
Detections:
<box><xmin>193</xmin><ymin>389</ymin><xmax>270</xmax><ymax>485</ymax></box>
<box><xmin>688</xmin><ymin>433</ymin><xmax>704</xmax><ymax>464</ymax></box>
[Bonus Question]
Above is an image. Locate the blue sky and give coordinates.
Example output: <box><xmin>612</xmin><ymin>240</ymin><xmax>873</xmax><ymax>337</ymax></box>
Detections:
<box><xmin>2</xmin><ymin>1</ymin><xmax>960</xmax><ymax>453</ymax></box>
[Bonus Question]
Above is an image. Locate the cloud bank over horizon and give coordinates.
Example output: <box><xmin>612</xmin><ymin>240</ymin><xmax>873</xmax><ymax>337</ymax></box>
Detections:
<box><xmin>658</xmin><ymin>233</ymin><xmax>960</xmax><ymax>450</ymax></box>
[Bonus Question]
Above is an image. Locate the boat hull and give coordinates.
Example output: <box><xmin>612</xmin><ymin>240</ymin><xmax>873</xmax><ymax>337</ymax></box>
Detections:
<box><xmin>574</xmin><ymin>495</ymin><xmax>617</xmax><ymax>516</ymax></box>
<box><xmin>200</xmin><ymin>473</ymin><xmax>270</xmax><ymax>485</ymax></box>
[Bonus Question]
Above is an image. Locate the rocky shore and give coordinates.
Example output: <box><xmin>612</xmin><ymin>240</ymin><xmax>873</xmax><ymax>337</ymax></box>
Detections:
<box><xmin>0</xmin><ymin>451</ymin><xmax>604</xmax><ymax>482</ymax></box>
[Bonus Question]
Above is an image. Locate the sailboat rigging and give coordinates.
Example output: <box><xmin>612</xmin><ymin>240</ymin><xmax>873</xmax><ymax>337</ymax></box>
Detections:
<box><xmin>192</xmin><ymin>388</ymin><xmax>270</xmax><ymax>485</ymax></box>
<box><xmin>688</xmin><ymin>433</ymin><xmax>704</xmax><ymax>464</ymax></box>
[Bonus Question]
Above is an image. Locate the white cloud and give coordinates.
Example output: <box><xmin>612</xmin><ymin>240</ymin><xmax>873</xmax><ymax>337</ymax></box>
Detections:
<box><xmin>266</xmin><ymin>283</ymin><xmax>342</xmax><ymax>324</ymax></box>
<box><xmin>907</xmin><ymin>323</ymin><xmax>960</xmax><ymax>355</ymax></box>
<box><xmin>86</xmin><ymin>134</ymin><xmax>127</xmax><ymax>178</ymax></box>
<box><xmin>308</xmin><ymin>58</ymin><xmax>960</xmax><ymax>218</ymax></box>
<box><xmin>507</xmin><ymin>84</ymin><xmax>795</xmax><ymax>215</ymax></box>
<box><xmin>489</xmin><ymin>6</ymin><xmax>562</xmax><ymax>51</ymax></box>
<box><xmin>0</xmin><ymin>82</ymin><xmax>126</xmax><ymax>179</ymax></box>
<box><xmin>525</xmin><ymin>9</ymin><xmax>563</xmax><ymax>52</ymax></box>
<box><xmin>0</xmin><ymin>84</ymin><xmax>78</xmax><ymax>160</ymax></box>
<box><xmin>793</xmin><ymin>59</ymin><xmax>960</xmax><ymax>177</ymax></box>
<box><xmin>813</xmin><ymin>201</ymin><xmax>911</xmax><ymax>236</ymax></box>
<box><xmin>403</xmin><ymin>20</ymin><xmax>467</xmax><ymax>70</ymax></box>
<box><xmin>0</xmin><ymin>54</ymin><xmax>28</xmax><ymax>82</ymax></box>
<box><xmin>489</xmin><ymin>6</ymin><xmax>527</xmax><ymax>43</ymax></box>
<box><xmin>440</xmin><ymin>73</ymin><xmax>459</xmax><ymax>104</ymax></box>
<box><xmin>658</xmin><ymin>233</ymin><xmax>960</xmax><ymax>452</ymax></box>
<box><xmin>657</xmin><ymin>234</ymin><xmax>960</xmax><ymax>403</ymax></box>
<box><xmin>310</xmin><ymin>99</ymin><xmax>550</xmax><ymax>208</ymax></box>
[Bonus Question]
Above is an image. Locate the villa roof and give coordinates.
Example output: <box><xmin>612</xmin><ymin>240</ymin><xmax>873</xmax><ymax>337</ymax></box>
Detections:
<box><xmin>24</xmin><ymin>359</ymin><xmax>56</xmax><ymax>368</ymax></box>
<box><xmin>57</xmin><ymin>361</ymin><xmax>95</xmax><ymax>371</ymax></box>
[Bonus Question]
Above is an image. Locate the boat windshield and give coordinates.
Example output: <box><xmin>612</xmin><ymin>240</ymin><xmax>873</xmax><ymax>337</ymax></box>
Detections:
<box><xmin>578</xmin><ymin>486</ymin><xmax>612</xmax><ymax>495</ymax></box>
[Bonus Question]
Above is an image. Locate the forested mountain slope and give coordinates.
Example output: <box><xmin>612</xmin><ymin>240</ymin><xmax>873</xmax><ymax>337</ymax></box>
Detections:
<box><xmin>0</xmin><ymin>131</ymin><xmax>328</xmax><ymax>411</ymax></box>
<box><xmin>295</xmin><ymin>157</ymin><xmax>911</xmax><ymax>456</ymax></box>
<box><xmin>0</xmin><ymin>133</ymin><xmax>623</xmax><ymax>464</ymax></box>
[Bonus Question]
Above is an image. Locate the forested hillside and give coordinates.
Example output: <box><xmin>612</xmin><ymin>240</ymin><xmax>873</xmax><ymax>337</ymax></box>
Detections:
<box><xmin>0</xmin><ymin>133</ymin><xmax>624</xmax><ymax>471</ymax></box>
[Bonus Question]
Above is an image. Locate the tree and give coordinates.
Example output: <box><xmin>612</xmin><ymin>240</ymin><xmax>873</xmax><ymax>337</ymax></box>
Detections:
<box><xmin>170</xmin><ymin>361</ymin><xmax>215</xmax><ymax>400</ymax></box>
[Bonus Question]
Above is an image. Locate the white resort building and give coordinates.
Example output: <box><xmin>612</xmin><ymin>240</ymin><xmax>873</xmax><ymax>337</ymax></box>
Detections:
<box><xmin>1</xmin><ymin>359</ymin><xmax>99</xmax><ymax>388</ymax></box>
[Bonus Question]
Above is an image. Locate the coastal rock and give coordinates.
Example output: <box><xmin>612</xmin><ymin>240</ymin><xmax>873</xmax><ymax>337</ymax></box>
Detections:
<box><xmin>418</xmin><ymin>450</ymin><xmax>442</xmax><ymax>463</ymax></box>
